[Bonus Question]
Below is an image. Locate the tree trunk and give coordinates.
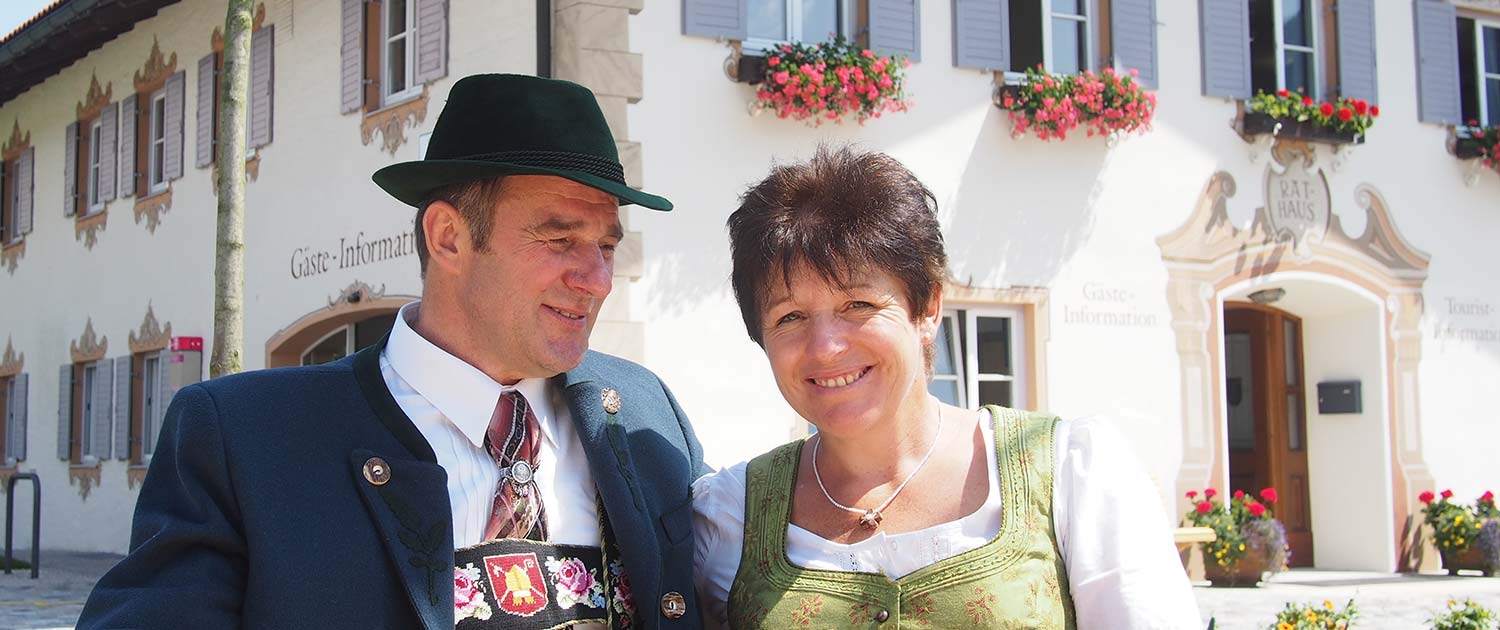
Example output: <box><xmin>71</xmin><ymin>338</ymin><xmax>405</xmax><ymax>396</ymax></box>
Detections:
<box><xmin>211</xmin><ymin>0</ymin><xmax>253</xmax><ymax>378</ymax></box>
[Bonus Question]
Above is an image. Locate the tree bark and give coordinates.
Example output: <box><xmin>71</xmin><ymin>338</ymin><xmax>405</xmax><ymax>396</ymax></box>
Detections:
<box><xmin>211</xmin><ymin>0</ymin><xmax>253</xmax><ymax>378</ymax></box>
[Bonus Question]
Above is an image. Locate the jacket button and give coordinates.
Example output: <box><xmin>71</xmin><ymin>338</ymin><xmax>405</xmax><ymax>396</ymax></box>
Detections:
<box><xmin>875</xmin><ymin>609</ymin><xmax>890</xmax><ymax>623</ymax></box>
<box><xmin>363</xmin><ymin>457</ymin><xmax>391</xmax><ymax>486</ymax></box>
<box><xmin>660</xmin><ymin>591</ymin><xmax>686</xmax><ymax>619</ymax></box>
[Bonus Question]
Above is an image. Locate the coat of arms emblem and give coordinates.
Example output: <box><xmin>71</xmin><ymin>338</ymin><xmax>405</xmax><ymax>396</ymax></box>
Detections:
<box><xmin>484</xmin><ymin>552</ymin><xmax>549</xmax><ymax>617</ymax></box>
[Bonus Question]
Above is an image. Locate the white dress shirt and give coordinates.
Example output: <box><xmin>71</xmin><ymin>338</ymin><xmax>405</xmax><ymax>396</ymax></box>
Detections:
<box><xmin>380</xmin><ymin>301</ymin><xmax>602</xmax><ymax>549</ymax></box>
<box><xmin>692</xmin><ymin>412</ymin><xmax>1203</xmax><ymax>630</ymax></box>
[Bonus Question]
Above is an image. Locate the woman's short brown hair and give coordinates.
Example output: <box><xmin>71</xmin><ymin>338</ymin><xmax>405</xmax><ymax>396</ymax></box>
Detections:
<box><xmin>727</xmin><ymin>145</ymin><xmax>948</xmax><ymax>346</ymax></box>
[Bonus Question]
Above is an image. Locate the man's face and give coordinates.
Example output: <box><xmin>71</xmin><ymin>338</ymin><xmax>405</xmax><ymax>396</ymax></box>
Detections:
<box><xmin>457</xmin><ymin>175</ymin><xmax>622</xmax><ymax>382</ymax></box>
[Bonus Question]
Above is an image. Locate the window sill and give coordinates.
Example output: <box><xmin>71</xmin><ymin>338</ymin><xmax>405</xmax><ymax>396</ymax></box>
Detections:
<box><xmin>1239</xmin><ymin>111</ymin><xmax>1364</xmax><ymax>146</ymax></box>
<box><xmin>1</xmin><ymin>238</ymin><xmax>24</xmax><ymax>274</ymax></box>
<box><xmin>68</xmin><ymin>462</ymin><xmax>101</xmax><ymax>500</ymax></box>
<box><xmin>73</xmin><ymin>208</ymin><xmax>108</xmax><ymax>250</ymax></box>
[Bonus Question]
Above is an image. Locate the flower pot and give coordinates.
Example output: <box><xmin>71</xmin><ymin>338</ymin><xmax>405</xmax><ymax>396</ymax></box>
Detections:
<box><xmin>1240</xmin><ymin>111</ymin><xmax>1364</xmax><ymax>145</ymax></box>
<box><xmin>1203</xmin><ymin>552</ymin><xmax>1266</xmax><ymax>587</ymax></box>
<box><xmin>1440</xmin><ymin>544</ymin><xmax>1498</xmax><ymax>577</ymax></box>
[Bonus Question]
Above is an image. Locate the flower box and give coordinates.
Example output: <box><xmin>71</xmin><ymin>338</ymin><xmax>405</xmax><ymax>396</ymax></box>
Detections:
<box><xmin>1240</xmin><ymin>111</ymin><xmax>1364</xmax><ymax>145</ymax></box>
<box><xmin>1441</xmin><ymin>542</ymin><xmax>1498</xmax><ymax>577</ymax></box>
<box><xmin>1203</xmin><ymin>548</ymin><xmax>1267</xmax><ymax>587</ymax></box>
<box><xmin>1454</xmin><ymin>137</ymin><xmax>1485</xmax><ymax>160</ymax></box>
<box><xmin>995</xmin><ymin>66</ymin><xmax>1157</xmax><ymax>141</ymax></box>
<box><xmin>748</xmin><ymin>38</ymin><xmax>911</xmax><ymax>126</ymax></box>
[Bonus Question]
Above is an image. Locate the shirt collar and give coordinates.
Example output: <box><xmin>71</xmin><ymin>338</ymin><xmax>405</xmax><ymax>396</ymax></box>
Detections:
<box><xmin>384</xmin><ymin>301</ymin><xmax>559</xmax><ymax>450</ymax></box>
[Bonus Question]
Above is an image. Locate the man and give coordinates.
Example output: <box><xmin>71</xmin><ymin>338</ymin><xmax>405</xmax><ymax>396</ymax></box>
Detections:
<box><xmin>78</xmin><ymin>74</ymin><xmax>709</xmax><ymax>629</ymax></box>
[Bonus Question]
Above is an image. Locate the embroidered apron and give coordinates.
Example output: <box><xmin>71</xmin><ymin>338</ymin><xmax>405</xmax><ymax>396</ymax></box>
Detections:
<box><xmin>726</xmin><ymin>406</ymin><xmax>1077</xmax><ymax>629</ymax></box>
<box><xmin>454</xmin><ymin>499</ymin><xmax>639</xmax><ymax>629</ymax></box>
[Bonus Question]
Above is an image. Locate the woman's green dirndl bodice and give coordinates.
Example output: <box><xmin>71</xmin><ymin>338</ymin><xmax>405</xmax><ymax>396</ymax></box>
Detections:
<box><xmin>726</xmin><ymin>406</ymin><xmax>1076</xmax><ymax>629</ymax></box>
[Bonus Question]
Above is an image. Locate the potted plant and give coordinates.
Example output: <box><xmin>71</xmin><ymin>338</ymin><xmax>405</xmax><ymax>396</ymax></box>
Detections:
<box><xmin>1419</xmin><ymin>489</ymin><xmax>1500</xmax><ymax>576</ymax></box>
<box><xmin>1454</xmin><ymin>121</ymin><xmax>1499</xmax><ymax>170</ymax></box>
<box><xmin>1429</xmin><ymin>598</ymin><xmax>1497</xmax><ymax>630</ymax></box>
<box><xmin>1270</xmin><ymin>600</ymin><xmax>1358</xmax><ymax>630</ymax></box>
<box><xmin>1243</xmin><ymin>89</ymin><xmax>1378</xmax><ymax>145</ymax></box>
<box><xmin>750</xmin><ymin>37</ymin><xmax>912</xmax><ymax>126</ymax></box>
<box><xmin>1183</xmin><ymin>487</ymin><xmax>1288</xmax><ymax>587</ymax></box>
<box><xmin>995</xmin><ymin>65</ymin><xmax>1156</xmax><ymax>141</ymax></box>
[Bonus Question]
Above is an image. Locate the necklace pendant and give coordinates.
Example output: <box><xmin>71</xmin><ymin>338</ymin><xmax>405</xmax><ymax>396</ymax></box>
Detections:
<box><xmin>858</xmin><ymin>509</ymin><xmax>883</xmax><ymax>530</ymax></box>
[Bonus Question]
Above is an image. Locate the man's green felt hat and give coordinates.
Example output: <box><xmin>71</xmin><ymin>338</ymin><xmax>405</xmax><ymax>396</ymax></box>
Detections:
<box><xmin>372</xmin><ymin>74</ymin><xmax>671</xmax><ymax>211</ymax></box>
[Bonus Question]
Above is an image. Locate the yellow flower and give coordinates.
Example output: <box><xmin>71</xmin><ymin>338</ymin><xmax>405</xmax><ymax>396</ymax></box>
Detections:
<box><xmin>1324</xmin><ymin>600</ymin><xmax>1334</xmax><ymax>610</ymax></box>
<box><xmin>1457</xmin><ymin>538</ymin><xmax>1466</xmax><ymax>546</ymax></box>
<box><xmin>1239</xmin><ymin>544</ymin><xmax>1246</xmax><ymax>551</ymax></box>
<box><xmin>1278</xmin><ymin>624</ymin><xmax>1293</xmax><ymax>630</ymax></box>
<box><xmin>1305</xmin><ymin>609</ymin><xmax>1317</xmax><ymax>620</ymax></box>
<box><xmin>1456</xmin><ymin>515</ymin><xmax>1465</xmax><ymax>525</ymax></box>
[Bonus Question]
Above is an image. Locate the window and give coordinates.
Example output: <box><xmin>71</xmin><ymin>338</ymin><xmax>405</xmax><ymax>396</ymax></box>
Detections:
<box><xmin>1006</xmin><ymin>0</ymin><xmax>1093</xmax><ymax>75</ymax></box>
<box><xmin>1</xmin><ymin>376</ymin><xmax>12</xmax><ymax>464</ymax></box>
<box><xmin>1460</xmin><ymin>17</ymin><xmax>1500</xmax><ymax>126</ymax></box>
<box><xmin>149</xmin><ymin>90</ymin><xmax>167</xmax><ymax>193</ymax></box>
<box><xmin>928</xmin><ymin>306</ymin><xmax>1029</xmax><ymax>410</ymax></box>
<box><xmin>0</xmin><ymin>159</ymin><xmax>7</xmax><ymax>243</ymax></box>
<box><xmin>77</xmin><ymin>362</ymin><xmax>97</xmax><ymax>461</ymax></box>
<box><xmin>383</xmin><ymin>0</ymin><xmax>417</xmax><ymax>104</ymax></box>
<box><xmin>87</xmin><ymin>120</ymin><xmax>103</xmax><ymax>213</ymax></box>
<box><xmin>300</xmin><ymin>313</ymin><xmax>398</xmax><ymax>366</ymax></box>
<box><xmin>1250</xmin><ymin>0</ymin><xmax>1322</xmax><ymax>98</ymax></box>
<box><xmin>135</xmin><ymin>352</ymin><xmax>162</xmax><ymax>462</ymax></box>
<box><xmin>747</xmin><ymin>0</ymin><xmax>843</xmax><ymax>51</ymax></box>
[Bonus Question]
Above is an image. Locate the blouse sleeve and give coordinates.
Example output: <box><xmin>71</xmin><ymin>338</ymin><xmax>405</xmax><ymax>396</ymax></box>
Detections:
<box><xmin>692</xmin><ymin>462</ymin><xmax>749</xmax><ymax>629</ymax></box>
<box><xmin>1053</xmin><ymin>417</ymin><xmax>1204</xmax><ymax>630</ymax></box>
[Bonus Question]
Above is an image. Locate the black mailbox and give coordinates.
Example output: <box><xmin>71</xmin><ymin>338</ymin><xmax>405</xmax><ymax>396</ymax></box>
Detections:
<box><xmin>1317</xmin><ymin>381</ymin><xmax>1362</xmax><ymax>414</ymax></box>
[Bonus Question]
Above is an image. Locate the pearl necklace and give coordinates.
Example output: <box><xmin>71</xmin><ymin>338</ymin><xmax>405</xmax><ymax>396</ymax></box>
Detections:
<box><xmin>811</xmin><ymin>405</ymin><xmax>944</xmax><ymax>530</ymax></box>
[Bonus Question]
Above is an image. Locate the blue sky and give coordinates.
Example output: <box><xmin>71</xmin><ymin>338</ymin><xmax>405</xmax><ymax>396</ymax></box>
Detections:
<box><xmin>1</xmin><ymin>0</ymin><xmax>59</xmax><ymax>38</ymax></box>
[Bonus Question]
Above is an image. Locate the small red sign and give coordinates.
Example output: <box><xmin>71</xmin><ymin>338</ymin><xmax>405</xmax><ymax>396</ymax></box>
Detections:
<box><xmin>484</xmin><ymin>553</ymin><xmax>548</xmax><ymax>618</ymax></box>
<box><xmin>171</xmin><ymin>336</ymin><xmax>204</xmax><ymax>352</ymax></box>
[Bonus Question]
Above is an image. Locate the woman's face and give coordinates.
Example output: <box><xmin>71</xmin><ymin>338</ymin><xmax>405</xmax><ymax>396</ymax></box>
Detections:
<box><xmin>759</xmin><ymin>263</ymin><xmax>939</xmax><ymax>437</ymax></box>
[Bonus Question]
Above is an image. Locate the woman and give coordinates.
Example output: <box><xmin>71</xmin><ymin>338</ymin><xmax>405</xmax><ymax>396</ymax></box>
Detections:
<box><xmin>692</xmin><ymin>146</ymin><xmax>1201</xmax><ymax>629</ymax></box>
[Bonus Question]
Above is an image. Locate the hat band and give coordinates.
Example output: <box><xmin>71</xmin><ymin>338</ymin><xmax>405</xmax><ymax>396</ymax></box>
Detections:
<box><xmin>451</xmin><ymin>150</ymin><xmax>626</xmax><ymax>186</ymax></box>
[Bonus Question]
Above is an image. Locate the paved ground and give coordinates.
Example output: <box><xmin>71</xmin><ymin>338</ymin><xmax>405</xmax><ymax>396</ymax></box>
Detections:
<box><xmin>4</xmin><ymin>552</ymin><xmax>1500</xmax><ymax>629</ymax></box>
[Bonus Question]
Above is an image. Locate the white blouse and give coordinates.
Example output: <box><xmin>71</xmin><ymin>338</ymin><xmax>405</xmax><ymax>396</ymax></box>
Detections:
<box><xmin>692</xmin><ymin>413</ymin><xmax>1203</xmax><ymax>630</ymax></box>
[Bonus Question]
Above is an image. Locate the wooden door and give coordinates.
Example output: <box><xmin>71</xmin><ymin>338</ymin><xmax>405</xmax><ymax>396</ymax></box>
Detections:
<box><xmin>1224</xmin><ymin>304</ymin><xmax>1314</xmax><ymax>567</ymax></box>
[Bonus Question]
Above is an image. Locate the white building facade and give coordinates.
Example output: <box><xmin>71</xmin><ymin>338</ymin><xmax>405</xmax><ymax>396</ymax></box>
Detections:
<box><xmin>0</xmin><ymin>0</ymin><xmax>1496</xmax><ymax>574</ymax></box>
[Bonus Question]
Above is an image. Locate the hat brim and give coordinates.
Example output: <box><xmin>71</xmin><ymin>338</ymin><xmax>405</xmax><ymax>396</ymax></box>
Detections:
<box><xmin>372</xmin><ymin>160</ymin><xmax>673</xmax><ymax>211</ymax></box>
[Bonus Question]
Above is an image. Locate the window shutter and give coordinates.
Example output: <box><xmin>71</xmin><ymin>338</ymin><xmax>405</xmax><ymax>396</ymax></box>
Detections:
<box><xmin>100</xmin><ymin>101</ymin><xmax>118</xmax><ymax>202</ymax></box>
<box><xmin>1198</xmin><ymin>0</ymin><xmax>1251</xmax><ymax>99</ymax></box>
<box><xmin>1414</xmin><ymin>0</ymin><xmax>1459</xmax><ymax>124</ymax></box>
<box><xmin>363</xmin><ymin>1</ymin><xmax>383</xmax><ymax>109</ymax></box>
<box><xmin>1336</xmin><ymin>0</ymin><xmax>1378</xmax><ymax>104</ymax></box>
<box><xmin>64</xmin><ymin>122</ymin><xmax>78</xmax><ymax>217</ymax></box>
<box><xmin>135</xmin><ymin>94</ymin><xmax>149</xmax><ymax>194</ymax></box>
<box><xmin>251</xmin><ymin>26</ymin><xmax>276</xmax><ymax>148</ymax></box>
<box><xmin>56</xmin><ymin>365</ymin><xmax>71</xmax><ymax>460</ymax></box>
<box><xmin>341</xmin><ymin>0</ymin><xmax>364</xmax><ymax>113</ymax></box>
<box><xmin>119</xmin><ymin>95</ymin><xmax>136</xmax><ymax>196</ymax></box>
<box><xmin>16</xmin><ymin>147</ymin><xmax>33</xmax><ymax>235</ymax></box>
<box><xmin>1111</xmin><ymin>0</ymin><xmax>1159</xmax><ymax>89</ymax></box>
<box><xmin>869</xmin><ymin>0</ymin><xmax>921</xmax><ymax>62</ymax></box>
<box><xmin>952</xmin><ymin>0</ymin><xmax>1008</xmax><ymax>70</ymax></box>
<box><xmin>92</xmin><ymin>361</ymin><xmax>113</xmax><ymax>460</ymax></box>
<box><xmin>164</xmin><ymin>71</ymin><xmax>186</xmax><ymax>181</ymax></box>
<box><xmin>197</xmin><ymin>53</ymin><xmax>216</xmax><ymax>168</ymax></box>
<box><xmin>683</xmin><ymin>0</ymin><xmax>746</xmax><ymax>40</ymax></box>
<box><xmin>12</xmin><ymin>373</ymin><xmax>25</xmax><ymax>462</ymax></box>
<box><xmin>412</xmin><ymin>0</ymin><xmax>446</xmax><ymax>85</ymax></box>
<box><xmin>154</xmin><ymin>357</ymin><xmax>171</xmax><ymax>447</ymax></box>
<box><xmin>113</xmin><ymin>357</ymin><xmax>131</xmax><ymax>461</ymax></box>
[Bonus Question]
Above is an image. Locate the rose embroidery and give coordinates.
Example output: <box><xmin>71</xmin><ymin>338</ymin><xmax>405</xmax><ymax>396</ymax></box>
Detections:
<box><xmin>454</xmin><ymin>564</ymin><xmax>493</xmax><ymax>622</ymax></box>
<box><xmin>545</xmin><ymin>556</ymin><xmax>605</xmax><ymax>609</ymax></box>
<box><xmin>608</xmin><ymin>559</ymin><xmax>636</xmax><ymax>627</ymax></box>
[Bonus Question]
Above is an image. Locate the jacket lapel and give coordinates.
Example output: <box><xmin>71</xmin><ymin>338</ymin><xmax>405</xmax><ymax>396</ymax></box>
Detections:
<box><xmin>349</xmin><ymin>336</ymin><xmax>453</xmax><ymax>630</ymax></box>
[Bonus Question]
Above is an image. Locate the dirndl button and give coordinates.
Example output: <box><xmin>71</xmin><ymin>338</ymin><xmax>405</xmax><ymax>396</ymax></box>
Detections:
<box><xmin>660</xmin><ymin>591</ymin><xmax>686</xmax><ymax>619</ymax></box>
<box><xmin>362</xmin><ymin>457</ymin><xmax>391</xmax><ymax>486</ymax></box>
<box><xmin>875</xmin><ymin>609</ymin><xmax>890</xmax><ymax>623</ymax></box>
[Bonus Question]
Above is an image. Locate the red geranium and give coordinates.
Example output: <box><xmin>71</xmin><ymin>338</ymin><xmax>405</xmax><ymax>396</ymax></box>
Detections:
<box><xmin>1260</xmin><ymin>488</ymin><xmax>1279</xmax><ymax>504</ymax></box>
<box><xmin>1419</xmin><ymin>490</ymin><xmax>1436</xmax><ymax>504</ymax></box>
<box><xmin>1337</xmin><ymin>106</ymin><xmax>1353</xmax><ymax>122</ymax></box>
<box><xmin>1483</xmin><ymin>491</ymin><xmax>1495</xmax><ymax>503</ymax></box>
<box><xmin>1442</xmin><ymin>489</ymin><xmax>1455</xmax><ymax>499</ymax></box>
<box><xmin>1196</xmin><ymin>501</ymin><xmax>1213</xmax><ymax>514</ymax></box>
<box><xmin>1248</xmin><ymin>502</ymin><xmax>1267</xmax><ymax>517</ymax></box>
<box><xmin>1233</xmin><ymin>490</ymin><xmax>1245</xmax><ymax>500</ymax></box>
<box><xmin>1353</xmin><ymin>100</ymin><xmax>1368</xmax><ymax>115</ymax></box>
<box><xmin>1319</xmin><ymin>102</ymin><xmax>1335</xmax><ymax>117</ymax></box>
<box><xmin>1371</xmin><ymin>105</ymin><xmax>1380</xmax><ymax>117</ymax></box>
<box><xmin>1302</xmin><ymin>96</ymin><xmax>1314</xmax><ymax>107</ymax></box>
<box><xmin>1186</xmin><ymin>490</ymin><xmax>1198</xmax><ymax>499</ymax></box>
<box><xmin>1276</xmin><ymin>89</ymin><xmax>1289</xmax><ymax>98</ymax></box>
<box><xmin>1205</xmin><ymin>488</ymin><xmax>1218</xmax><ymax>499</ymax></box>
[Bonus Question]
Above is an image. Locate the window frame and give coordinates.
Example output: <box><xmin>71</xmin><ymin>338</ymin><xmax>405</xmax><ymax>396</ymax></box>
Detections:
<box><xmin>138</xmin><ymin>351</ymin><xmax>161</xmax><ymax>462</ymax></box>
<box><xmin>0</xmin><ymin>375</ymin><xmax>12</xmax><ymax>465</ymax></box>
<box><xmin>5</xmin><ymin>158</ymin><xmax>15</xmax><ymax>244</ymax></box>
<box><xmin>301</xmin><ymin>325</ymin><xmax>354</xmax><ymax>366</ymax></box>
<box><xmin>1476</xmin><ymin>18</ymin><xmax>1500</xmax><ymax>126</ymax></box>
<box><xmin>1273</xmin><ymin>0</ymin><xmax>1320</xmax><ymax>99</ymax></box>
<box><xmin>1042</xmin><ymin>0</ymin><xmax>1093</xmax><ymax>77</ymax></box>
<box><xmin>932</xmin><ymin>305</ymin><xmax>1030</xmax><ymax>411</ymax></box>
<box><xmin>148</xmin><ymin>89</ymin><xmax>168</xmax><ymax>194</ymax></box>
<box><xmin>382</xmin><ymin>0</ymin><xmax>420</xmax><ymax>106</ymax></box>
<box><xmin>86</xmin><ymin>119</ymin><xmax>104</xmax><ymax>214</ymax></box>
<box><xmin>77</xmin><ymin>362</ymin><xmax>97</xmax><ymax>463</ymax></box>
<box><xmin>743</xmin><ymin>0</ymin><xmax>848</xmax><ymax>55</ymax></box>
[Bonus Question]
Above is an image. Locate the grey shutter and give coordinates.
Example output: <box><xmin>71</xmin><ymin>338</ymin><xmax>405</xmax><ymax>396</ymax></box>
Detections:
<box><xmin>412</xmin><ymin>0</ymin><xmax>446</xmax><ymax>85</ymax></box>
<box><xmin>1199</xmin><ymin>0</ymin><xmax>1251</xmax><ymax>99</ymax></box>
<box><xmin>1112</xmin><ymin>0</ymin><xmax>1159</xmax><ymax>89</ymax></box>
<box><xmin>1414</xmin><ymin>0</ymin><xmax>1460</xmax><ymax>124</ymax></box>
<box><xmin>119</xmin><ymin>95</ymin><xmax>136</xmax><ymax>195</ymax></box>
<box><xmin>113</xmin><ymin>357</ymin><xmax>131</xmax><ymax>460</ymax></box>
<box><xmin>16</xmin><ymin>147</ymin><xmax>33</xmax><ymax>235</ymax></box>
<box><xmin>91</xmin><ymin>361</ymin><xmax>112</xmax><ymax>460</ymax></box>
<box><xmin>63</xmin><ymin>122</ymin><xmax>77</xmax><ymax>217</ymax></box>
<box><xmin>56</xmin><ymin>365</ymin><xmax>71</xmax><ymax>460</ymax></box>
<box><xmin>164</xmin><ymin>71</ymin><xmax>185</xmax><ymax>181</ymax></box>
<box><xmin>99</xmin><ymin>101</ymin><xmax>117</xmax><ymax>202</ymax></box>
<box><xmin>250</xmin><ymin>26</ymin><xmax>276</xmax><ymax>148</ymax></box>
<box><xmin>12</xmin><ymin>373</ymin><xmax>26</xmax><ymax>462</ymax></box>
<box><xmin>340</xmin><ymin>0</ymin><xmax>364</xmax><ymax>113</ymax></box>
<box><xmin>1336</xmin><ymin>0</ymin><xmax>1377</xmax><ymax>103</ymax></box>
<box><xmin>869</xmin><ymin>0</ymin><xmax>921</xmax><ymax>62</ymax></box>
<box><xmin>683</xmin><ymin>0</ymin><xmax>746</xmax><ymax>39</ymax></box>
<box><xmin>197</xmin><ymin>53</ymin><xmax>216</xmax><ymax>168</ymax></box>
<box><xmin>953</xmin><ymin>0</ymin><xmax>1008</xmax><ymax>70</ymax></box>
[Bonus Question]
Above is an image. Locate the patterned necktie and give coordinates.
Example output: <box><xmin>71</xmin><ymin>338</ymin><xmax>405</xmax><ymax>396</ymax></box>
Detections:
<box><xmin>483</xmin><ymin>390</ymin><xmax>549</xmax><ymax>541</ymax></box>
